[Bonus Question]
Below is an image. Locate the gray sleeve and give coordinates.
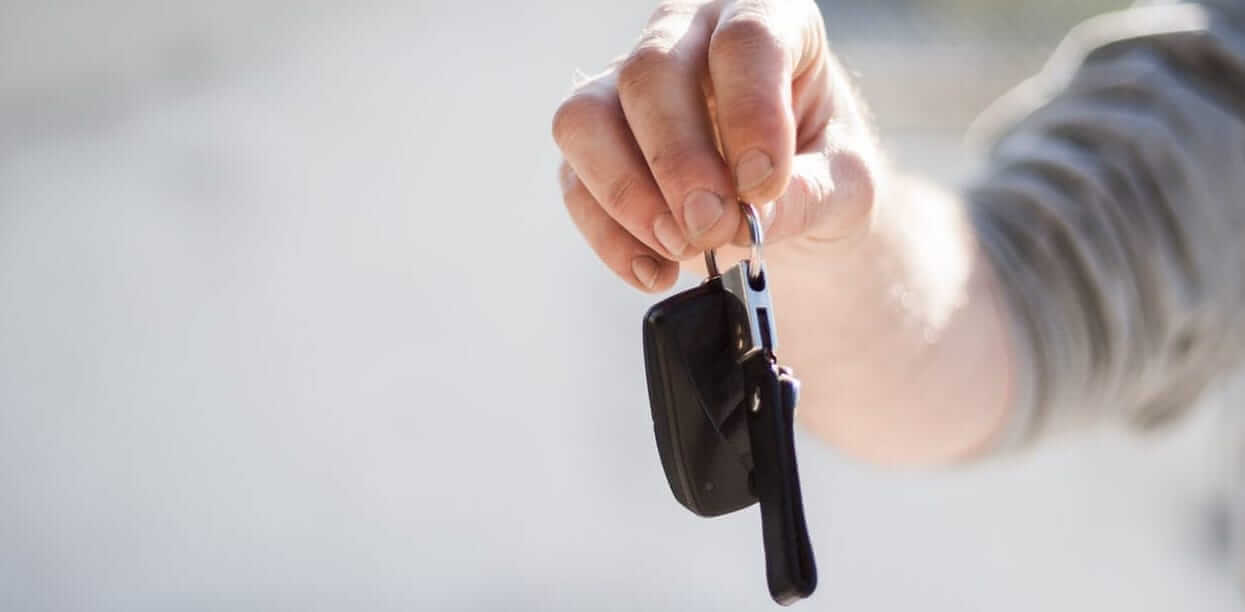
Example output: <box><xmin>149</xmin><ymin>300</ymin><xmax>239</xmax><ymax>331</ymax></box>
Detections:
<box><xmin>968</xmin><ymin>2</ymin><xmax>1245</xmax><ymax>447</ymax></box>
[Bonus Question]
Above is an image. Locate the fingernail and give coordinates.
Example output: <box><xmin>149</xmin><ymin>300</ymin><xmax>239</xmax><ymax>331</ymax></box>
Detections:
<box><xmin>653</xmin><ymin>213</ymin><xmax>687</xmax><ymax>258</ymax></box>
<box><xmin>632</xmin><ymin>256</ymin><xmax>660</xmax><ymax>289</ymax></box>
<box><xmin>682</xmin><ymin>190</ymin><xmax>724</xmax><ymax>239</ymax></box>
<box><xmin>736</xmin><ymin>150</ymin><xmax>773</xmax><ymax>192</ymax></box>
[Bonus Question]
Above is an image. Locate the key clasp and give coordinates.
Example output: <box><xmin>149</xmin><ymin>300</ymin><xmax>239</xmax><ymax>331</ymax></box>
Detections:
<box><xmin>705</xmin><ymin>203</ymin><xmax>778</xmax><ymax>361</ymax></box>
<box><xmin>722</xmin><ymin>258</ymin><xmax>777</xmax><ymax>360</ymax></box>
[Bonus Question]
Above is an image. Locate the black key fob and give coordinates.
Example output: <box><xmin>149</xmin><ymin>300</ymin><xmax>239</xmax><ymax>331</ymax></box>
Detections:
<box><xmin>639</xmin><ymin>203</ymin><xmax>818</xmax><ymax>606</ymax></box>
<box><xmin>642</xmin><ymin>278</ymin><xmax>756</xmax><ymax>517</ymax></box>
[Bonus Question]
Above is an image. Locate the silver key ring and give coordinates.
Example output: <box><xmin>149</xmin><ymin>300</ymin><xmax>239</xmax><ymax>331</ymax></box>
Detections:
<box><xmin>703</xmin><ymin>202</ymin><xmax>765</xmax><ymax>281</ymax></box>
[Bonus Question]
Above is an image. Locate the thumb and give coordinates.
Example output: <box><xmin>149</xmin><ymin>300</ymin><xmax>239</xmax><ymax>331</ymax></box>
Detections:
<box><xmin>747</xmin><ymin>148</ymin><xmax>876</xmax><ymax>245</ymax></box>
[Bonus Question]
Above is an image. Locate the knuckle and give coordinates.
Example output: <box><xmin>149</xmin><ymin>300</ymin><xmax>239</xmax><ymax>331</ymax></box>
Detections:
<box><xmin>648</xmin><ymin>1</ymin><xmax>688</xmax><ymax>25</ymax></box>
<box><xmin>617</xmin><ymin>44</ymin><xmax>674</xmax><ymax>97</ymax></box>
<box><xmin>711</xmin><ymin>14</ymin><xmax>781</xmax><ymax>63</ymax></box>
<box><xmin>552</xmin><ymin>90</ymin><xmax>615</xmax><ymax>148</ymax></box>
<box><xmin>602</xmin><ymin>173</ymin><xmax>640</xmax><ymax>218</ymax></box>
<box><xmin>645</xmin><ymin>145</ymin><xmax>701</xmax><ymax>184</ymax></box>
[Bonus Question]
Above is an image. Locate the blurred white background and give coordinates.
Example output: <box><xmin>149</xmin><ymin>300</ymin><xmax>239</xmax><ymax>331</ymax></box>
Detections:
<box><xmin>2</xmin><ymin>0</ymin><xmax>1241</xmax><ymax>610</ymax></box>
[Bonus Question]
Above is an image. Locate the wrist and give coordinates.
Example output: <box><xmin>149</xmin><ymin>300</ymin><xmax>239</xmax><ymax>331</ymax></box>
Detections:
<box><xmin>768</xmin><ymin>175</ymin><xmax>1017</xmax><ymax>464</ymax></box>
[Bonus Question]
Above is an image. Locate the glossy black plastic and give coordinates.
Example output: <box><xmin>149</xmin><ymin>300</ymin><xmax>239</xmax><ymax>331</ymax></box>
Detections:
<box><xmin>641</xmin><ymin>277</ymin><xmax>818</xmax><ymax>606</ymax></box>
<box><xmin>642</xmin><ymin>279</ymin><xmax>755</xmax><ymax>517</ymax></box>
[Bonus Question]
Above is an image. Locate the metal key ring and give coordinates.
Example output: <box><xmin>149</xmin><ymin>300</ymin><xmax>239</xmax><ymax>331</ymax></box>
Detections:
<box><xmin>742</xmin><ymin>203</ymin><xmax>764</xmax><ymax>280</ymax></box>
<box><xmin>703</xmin><ymin>202</ymin><xmax>765</xmax><ymax>280</ymax></box>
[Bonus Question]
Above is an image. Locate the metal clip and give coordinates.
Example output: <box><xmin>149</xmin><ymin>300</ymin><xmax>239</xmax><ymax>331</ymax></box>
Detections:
<box><xmin>722</xmin><ymin>257</ymin><xmax>777</xmax><ymax>360</ymax></box>
<box><xmin>710</xmin><ymin>203</ymin><xmax>778</xmax><ymax>361</ymax></box>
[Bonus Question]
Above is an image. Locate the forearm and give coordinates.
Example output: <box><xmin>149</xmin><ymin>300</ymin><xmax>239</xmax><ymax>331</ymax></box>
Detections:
<box><xmin>766</xmin><ymin>176</ymin><xmax>1016</xmax><ymax>465</ymax></box>
<box><xmin>778</xmin><ymin>2</ymin><xmax>1245</xmax><ymax>463</ymax></box>
<box><xmin>556</xmin><ymin>0</ymin><xmax>1245</xmax><ymax>464</ymax></box>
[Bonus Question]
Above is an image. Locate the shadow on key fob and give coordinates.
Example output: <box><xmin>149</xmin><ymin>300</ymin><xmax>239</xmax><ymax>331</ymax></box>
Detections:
<box><xmin>642</xmin><ymin>277</ymin><xmax>757</xmax><ymax>517</ymax></box>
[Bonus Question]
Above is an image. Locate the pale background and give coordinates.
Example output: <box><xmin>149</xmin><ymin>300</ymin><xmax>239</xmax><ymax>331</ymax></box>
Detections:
<box><xmin>2</xmin><ymin>1</ymin><xmax>1241</xmax><ymax>610</ymax></box>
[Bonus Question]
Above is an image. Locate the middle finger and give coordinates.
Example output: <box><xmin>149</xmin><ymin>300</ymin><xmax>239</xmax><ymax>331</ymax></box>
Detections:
<box><xmin>617</xmin><ymin>3</ymin><xmax>741</xmax><ymax>252</ymax></box>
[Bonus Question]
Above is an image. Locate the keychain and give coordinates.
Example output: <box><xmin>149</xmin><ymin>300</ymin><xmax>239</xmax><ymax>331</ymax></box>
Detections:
<box><xmin>642</xmin><ymin>202</ymin><xmax>817</xmax><ymax>605</ymax></box>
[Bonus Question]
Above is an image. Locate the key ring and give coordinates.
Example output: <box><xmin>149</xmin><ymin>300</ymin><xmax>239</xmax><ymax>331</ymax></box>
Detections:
<box><xmin>703</xmin><ymin>202</ymin><xmax>765</xmax><ymax>281</ymax></box>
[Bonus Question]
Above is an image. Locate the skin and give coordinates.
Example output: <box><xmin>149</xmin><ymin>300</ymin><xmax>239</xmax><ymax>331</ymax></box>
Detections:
<box><xmin>553</xmin><ymin>0</ymin><xmax>1017</xmax><ymax>465</ymax></box>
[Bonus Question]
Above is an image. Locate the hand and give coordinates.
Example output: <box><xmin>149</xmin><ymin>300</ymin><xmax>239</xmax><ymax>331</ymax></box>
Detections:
<box><xmin>553</xmin><ymin>0</ymin><xmax>878</xmax><ymax>291</ymax></box>
<box><xmin>554</xmin><ymin>0</ymin><xmax>1015</xmax><ymax>464</ymax></box>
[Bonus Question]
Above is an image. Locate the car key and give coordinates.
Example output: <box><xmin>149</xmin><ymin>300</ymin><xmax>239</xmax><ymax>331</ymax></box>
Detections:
<box><xmin>642</xmin><ymin>267</ymin><xmax>756</xmax><ymax>517</ymax></box>
<box><xmin>641</xmin><ymin>202</ymin><xmax>817</xmax><ymax>605</ymax></box>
